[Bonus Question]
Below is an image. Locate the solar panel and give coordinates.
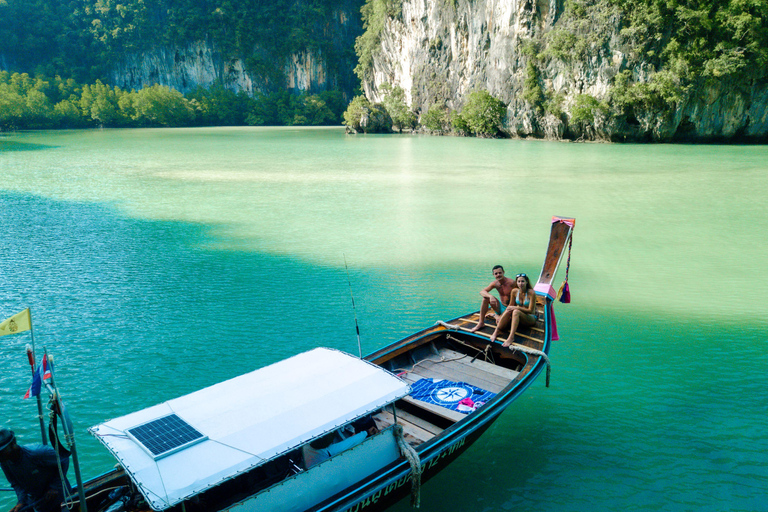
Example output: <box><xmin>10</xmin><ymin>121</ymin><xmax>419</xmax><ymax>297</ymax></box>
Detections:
<box><xmin>127</xmin><ymin>414</ymin><xmax>207</xmax><ymax>459</ymax></box>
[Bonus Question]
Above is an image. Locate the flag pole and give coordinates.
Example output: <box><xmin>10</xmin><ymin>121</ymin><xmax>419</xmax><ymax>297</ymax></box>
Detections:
<box><xmin>28</xmin><ymin>307</ymin><xmax>48</xmax><ymax>445</ymax></box>
<box><xmin>343</xmin><ymin>255</ymin><xmax>363</xmax><ymax>359</ymax></box>
<box><xmin>45</xmin><ymin>356</ymin><xmax>88</xmax><ymax>512</ymax></box>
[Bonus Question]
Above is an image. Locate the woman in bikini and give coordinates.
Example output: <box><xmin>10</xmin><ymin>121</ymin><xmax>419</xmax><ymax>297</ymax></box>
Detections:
<box><xmin>489</xmin><ymin>273</ymin><xmax>537</xmax><ymax>346</ymax></box>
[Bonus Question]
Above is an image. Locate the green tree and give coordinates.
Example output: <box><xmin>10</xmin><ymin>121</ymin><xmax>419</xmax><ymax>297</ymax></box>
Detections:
<box><xmin>53</xmin><ymin>99</ymin><xmax>86</xmax><ymax>127</ymax></box>
<box><xmin>450</xmin><ymin>110</ymin><xmax>470</xmax><ymax>134</ymax></box>
<box><xmin>318</xmin><ymin>91</ymin><xmax>346</xmax><ymax>123</ymax></box>
<box><xmin>132</xmin><ymin>85</ymin><xmax>195</xmax><ymax>126</ymax></box>
<box><xmin>24</xmin><ymin>88</ymin><xmax>54</xmax><ymax>127</ymax></box>
<box><xmin>293</xmin><ymin>95</ymin><xmax>335</xmax><ymax>125</ymax></box>
<box><xmin>421</xmin><ymin>104</ymin><xmax>450</xmax><ymax>132</ymax></box>
<box><xmin>342</xmin><ymin>94</ymin><xmax>392</xmax><ymax>133</ymax></box>
<box><xmin>0</xmin><ymin>83</ymin><xmax>26</xmax><ymax>129</ymax></box>
<box><xmin>79</xmin><ymin>80</ymin><xmax>125</xmax><ymax>126</ymax></box>
<box><xmin>570</xmin><ymin>93</ymin><xmax>609</xmax><ymax>137</ymax></box>
<box><xmin>187</xmin><ymin>83</ymin><xmax>252</xmax><ymax>126</ymax></box>
<box><xmin>459</xmin><ymin>90</ymin><xmax>507</xmax><ymax>137</ymax></box>
<box><xmin>380</xmin><ymin>83</ymin><xmax>416</xmax><ymax>132</ymax></box>
<box><xmin>343</xmin><ymin>95</ymin><xmax>372</xmax><ymax>132</ymax></box>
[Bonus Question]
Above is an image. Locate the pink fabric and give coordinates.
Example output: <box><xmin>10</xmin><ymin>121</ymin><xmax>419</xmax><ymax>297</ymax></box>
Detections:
<box><xmin>552</xmin><ymin>216</ymin><xmax>575</xmax><ymax>228</ymax></box>
<box><xmin>549</xmin><ymin>305</ymin><xmax>559</xmax><ymax>341</ymax></box>
<box><xmin>535</xmin><ymin>283</ymin><xmax>556</xmax><ymax>300</ymax></box>
<box><xmin>457</xmin><ymin>397</ymin><xmax>476</xmax><ymax>413</ymax></box>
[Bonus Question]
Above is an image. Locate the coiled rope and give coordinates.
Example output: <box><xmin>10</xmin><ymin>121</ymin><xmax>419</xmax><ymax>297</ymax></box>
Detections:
<box><xmin>393</xmin><ymin>425</ymin><xmax>422</xmax><ymax>508</ymax></box>
<box><xmin>437</xmin><ymin>321</ymin><xmax>552</xmax><ymax>387</ymax></box>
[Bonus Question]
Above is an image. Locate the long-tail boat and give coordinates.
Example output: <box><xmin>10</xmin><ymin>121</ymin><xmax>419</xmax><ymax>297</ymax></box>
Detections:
<box><xmin>3</xmin><ymin>217</ymin><xmax>574</xmax><ymax>512</ymax></box>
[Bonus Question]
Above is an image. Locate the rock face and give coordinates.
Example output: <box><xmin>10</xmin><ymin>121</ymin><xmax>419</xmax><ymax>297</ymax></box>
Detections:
<box><xmin>361</xmin><ymin>0</ymin><xmax>768</xmax><ymax>141</ymax></box>
<box><xmin>110</xmin><ymin>8</ymin><xmax>361</xmax><ymax>98</ymax></box>
<box><xmin>110</xmin><ymin>40</ymin><xmax>256</xmax><ymax>95</ymax></box>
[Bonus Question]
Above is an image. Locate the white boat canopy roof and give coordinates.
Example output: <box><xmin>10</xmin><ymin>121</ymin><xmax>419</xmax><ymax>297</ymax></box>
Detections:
<box><xmin>90</xmin><ymin>348</ymin><xmax>410</xmax><ymax>511</ymax></box>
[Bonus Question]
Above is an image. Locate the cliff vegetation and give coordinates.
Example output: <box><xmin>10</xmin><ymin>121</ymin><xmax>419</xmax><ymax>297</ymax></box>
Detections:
<box><xmin>349</xmin><ymin>0</ymin><xmax>768</xmax><ymax>141</ymax></box>
<box><xmin>0</xmin><ymin>0</ymin><xmax>363</xmax><ymax>129</ymax></box>
<box><xmin>0</xmin><ymin>0</ymin><xmax>362</xmax><ymax>85</ymax></box>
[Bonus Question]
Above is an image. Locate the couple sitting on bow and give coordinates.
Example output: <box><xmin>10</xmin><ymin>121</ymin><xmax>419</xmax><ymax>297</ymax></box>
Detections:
<box><xmin>469</xmin><ymin>265</ymin><xmax>537</xmax><ymax>346</ymax></box>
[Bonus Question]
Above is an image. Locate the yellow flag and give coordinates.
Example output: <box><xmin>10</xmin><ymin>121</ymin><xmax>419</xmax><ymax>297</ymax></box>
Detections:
<box><xmin>0</xmin><ymin>308</ymin><xmax>32</xmax><ymax>337</ymax></box>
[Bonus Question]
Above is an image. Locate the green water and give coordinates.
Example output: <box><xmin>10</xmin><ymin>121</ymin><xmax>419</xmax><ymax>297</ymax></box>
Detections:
<box><xmin>1</xmin><ymin>128</ymin><xmax>766</xmax><ymax>511</ymax></box>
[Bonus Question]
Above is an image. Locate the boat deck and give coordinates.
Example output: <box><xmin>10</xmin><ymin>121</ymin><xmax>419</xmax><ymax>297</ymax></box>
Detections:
<box><xmin>436</xmin><ymin>298</ymin><xmax>547</xmax><ymax>351</ymax></box>
<box><xmin>372</xmin><ymin>341</ymin><xmax>525</xmax><ymax>446</ymax></box>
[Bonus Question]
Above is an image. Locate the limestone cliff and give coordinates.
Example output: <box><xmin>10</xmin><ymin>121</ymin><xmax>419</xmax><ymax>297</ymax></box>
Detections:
<box><xmin>110</xmin><ymin>8</ymin><xmax>361</xmax><ymax>98</ymax></box>
<box><xmin>360</xmin><ymin>0</ymin><xmax>768</xmax><ymax>141</ymax></box>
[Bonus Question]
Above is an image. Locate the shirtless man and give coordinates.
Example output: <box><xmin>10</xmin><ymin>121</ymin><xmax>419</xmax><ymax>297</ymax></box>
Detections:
<box><xmin>469</xmin><ymin>265</ymin><xmax>517</xmax><ymax>333</ymax></box>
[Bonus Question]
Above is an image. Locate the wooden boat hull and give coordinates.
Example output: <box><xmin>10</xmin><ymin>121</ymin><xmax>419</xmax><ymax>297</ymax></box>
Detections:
<box><xmin>62</xmin><ymin>217</ymin><xmax>573</xmax><ymax>512</ymax></box>
<box><xmin>70</xmin><ymin>309</ymin><xmax>553</xmax><ymax>512</ymax></box>
<box><xmin>312</xmin><ymin>306</ymin><xmax>554</xmax><ymax>512</ymax></box>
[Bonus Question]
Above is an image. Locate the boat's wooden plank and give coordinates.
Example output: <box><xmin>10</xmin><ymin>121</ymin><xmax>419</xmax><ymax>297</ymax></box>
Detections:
<box><xmin>400</xmin><ymin>364</ymin><xmax>508</xmax><ymax>396</ymax></box>
<box><xmin>392</xmin><ymin>407</ymin><xmax>444</xmax><ymax>436</ymax></box>
<box><xmin>538</xmin><ymin>219</ymin><xmax>573</xmax><ymax>286</ymax></box>
<box><xmin>418</xmin><ymin>357</ymin><xmax>508</xmax><ymax>390</ymax></box>
<box><xmin>368</xmin><ymin>332</ymin><xmax>440</xmax><ymax>365</ymax></box>
<box><xmin>437</xmin><ymin>348</ymin><xmax>520</xmax><ymax>381</ymax></box>
<box><xmin>400</xmin><ymin>396</ymin><xmax>466</xmax><ymax>423</ymax></box>
<box><xmin>377</xmin><ymin>410</ymin><xmax>435</xmax><ymax>443</ymax></box>
<box><xmin>402</xmin><ymin>359</ymin><xmax>505</xmax><ymax>394</ymax></box>
<box><xmin>482</xmin><ymin>314</ymin><xmax>544</xmax><ymax>334</ymax></box>
<box><xmin>444</xmin><ymin>324</ymin><xmax>544</xmax><ymax>349</ymax></box>
<box><xmin>414</xmin><ymin>360</ymin><xmax>506</xmax><ymax>394</ymax></box>
<box><xmin>515</xmin><ymin>331</ymin><xmax>544</xmax><ymax>344</ymax></box>
<box><xmin>445</xmin><ymin>322</ymin><xmax>538</xmax><ymax>351</ymax></box>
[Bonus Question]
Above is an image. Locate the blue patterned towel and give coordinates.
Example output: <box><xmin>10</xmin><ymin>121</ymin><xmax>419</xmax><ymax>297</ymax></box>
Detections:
<box><xmin>409</xmin><ymin>378</ymin><xmax>496</xmax><ymax>414</ymax></box>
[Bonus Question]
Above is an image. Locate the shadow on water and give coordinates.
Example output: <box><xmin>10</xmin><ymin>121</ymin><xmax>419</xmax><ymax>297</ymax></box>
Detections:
<box><xmin>0</xmin><ymin>191</ymin><xmax>461</xmax><ymax>456</ymax></box>
<box><xmin>0</xmin><ymin>139</ymin><xmax>58</xmax><ymax>152</ymax></box>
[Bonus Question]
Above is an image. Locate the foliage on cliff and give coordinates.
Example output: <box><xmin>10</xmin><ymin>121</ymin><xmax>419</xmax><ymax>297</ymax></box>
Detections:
<box><xmin>454</xmin><ymin>90</ymin><xmax>507</xmax><ymax>137</ymax></box>
<box><xmin>342</xmin><ymin>95</ymin><xmax>393</xmax><ymax>133</ymax></box>
<box><xmin>352</xmin><ymin>0</ymin><xmax>768</xmax><ymax>140</ymax></box>
<box><xmin>0</xmin><ymin>0</ymin><xmax>364</xmax><ymax>87</ymax></box>
<box><xmin>543</xmin><ymin>0</ymin><xmax>768</xmax><ymax>130</ymax></box>
<box><xmin>354</xmin><ymin>0</ymin><xmax>403</xmax><ymax>80</ymax></box>
<box><xmin>0</xmin><ymin>72</ymin><xmax>346</xmax><ymax>130</ymax></box>
<box><xmin>344</xmin><ymin>86</ymin><xmax>508</xmax><ymax>137</ymax></box>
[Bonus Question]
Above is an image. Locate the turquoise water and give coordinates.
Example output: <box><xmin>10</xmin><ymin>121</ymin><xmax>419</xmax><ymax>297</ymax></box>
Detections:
<box><xmin>1</xmin><ymin>128</ymin><xmax>767</xmax><ymax>511</ymax></box>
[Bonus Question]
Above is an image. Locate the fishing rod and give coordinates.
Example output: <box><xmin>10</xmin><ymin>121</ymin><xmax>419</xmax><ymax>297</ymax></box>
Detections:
<box><xmin>343</xmin><ymin>254</ymin><xmax>363</xmax><ymax>359</ymax></box>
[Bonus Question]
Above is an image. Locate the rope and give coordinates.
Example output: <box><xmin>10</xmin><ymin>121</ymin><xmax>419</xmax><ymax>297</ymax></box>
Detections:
<box><xmin>443</xmin><ymin>334</ymin><xmax>494</xmax><ymax>365</ymax></box>
<box><xmin>439</xmin><ymin>322</ymin><xmax>552</xmax><ymax>387</ymax></box>
<box><xmin>393</xmin><ymin>425</ymin><xmax>422</xmax><ymax>508</ymax></box>
<box><xmin>558</xmin><ymin>231</ymin><xmax>573</xmax><ymax>303</ymax></box>
<box><xmin>510</xmin><ymin>345</ymin><xmax>552</xmax><ymax>388</ymax></box>
<box><xmin>564</xmin><ymin>231</ymin><xmax>573</xmax><ymax>283</ymax></box>
<box><xmin>434</xmin><ymin>321</ymin><xmax>496</xmax><ymax>363</ymax></box>
<box><xmin>391</xmin><ymin>352</ymin><xmax>469</xmax><ymax>376</ymax></box>
<box><xmin>47</xmin><ymin>400</ymin><xmax>76</xmax><ymax>510</ymax></box>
